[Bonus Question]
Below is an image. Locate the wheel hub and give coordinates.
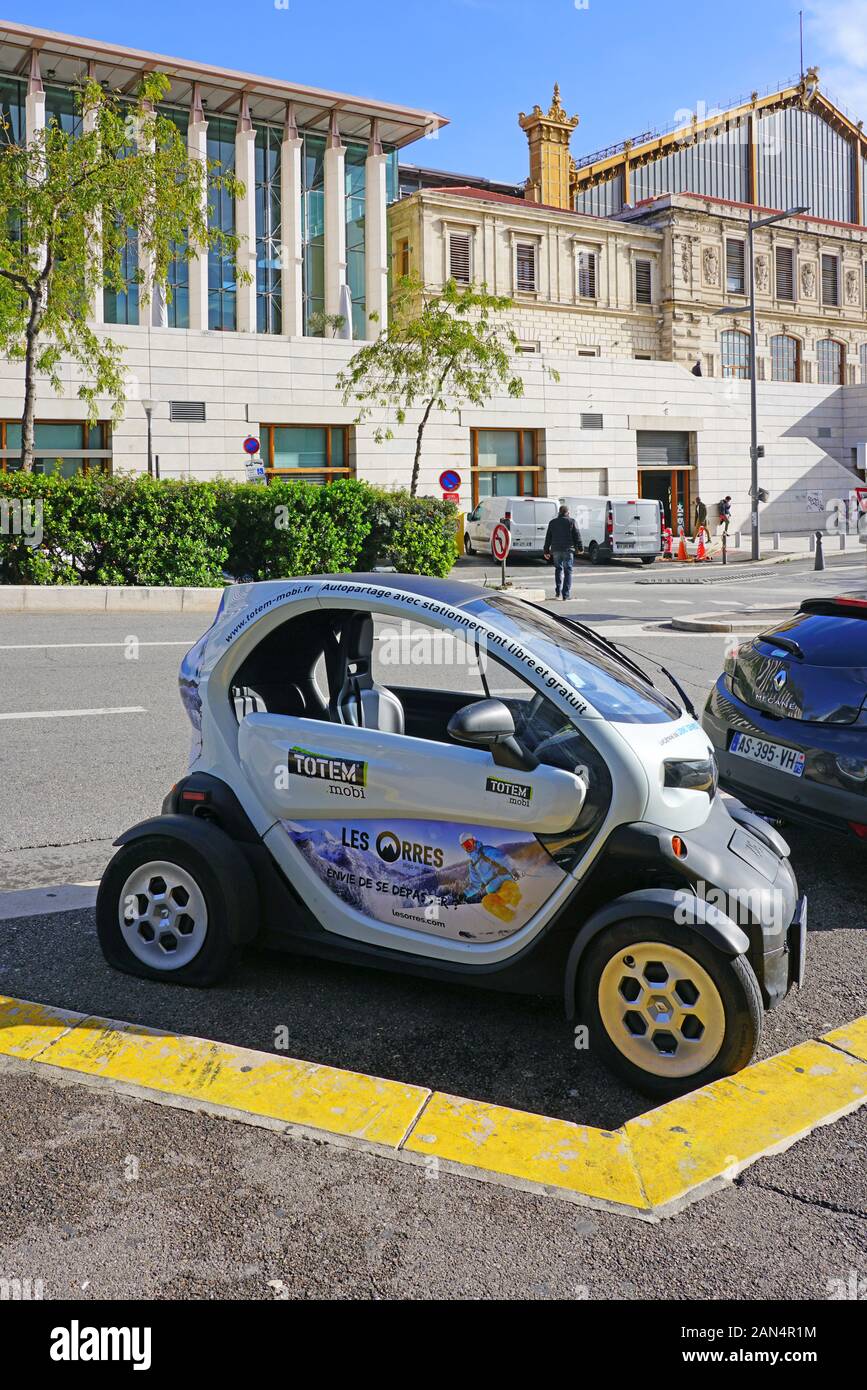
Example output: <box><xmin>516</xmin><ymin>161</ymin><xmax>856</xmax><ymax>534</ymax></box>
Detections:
<box><xmin>598</xmin><ymin>941</ymin><xmax>726</xmax><ymax>1078</ymax></box>
<box><xmin>118</xmin><ymin>860</ymin><xmax>208</xmax><ymax>970</ymax></box>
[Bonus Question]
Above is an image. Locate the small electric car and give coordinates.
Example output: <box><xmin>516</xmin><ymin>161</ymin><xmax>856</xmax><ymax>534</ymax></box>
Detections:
<box><xmin>97</xmin><ymin>574</ymin><xmax>806</xmax><ymax>1097</ymax></box>
<box><xmin>704</xmin><ymin>590</ymin><xmax>867</xmax><ymax>839</ymax></box>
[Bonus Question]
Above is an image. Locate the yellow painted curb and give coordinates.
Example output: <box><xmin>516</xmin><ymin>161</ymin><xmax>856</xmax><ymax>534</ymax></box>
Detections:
<box><xmin>1</xmin><ymin>993</ymin><xmax>865</xmax><ymax>1219</ymax></box>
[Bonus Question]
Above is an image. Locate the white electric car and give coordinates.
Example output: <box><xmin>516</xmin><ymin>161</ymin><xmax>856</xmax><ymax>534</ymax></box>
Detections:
<box><xmin>97</xmin><ymin>574</ymin><xmax>806</xmax><ymax>1097</ymax></box>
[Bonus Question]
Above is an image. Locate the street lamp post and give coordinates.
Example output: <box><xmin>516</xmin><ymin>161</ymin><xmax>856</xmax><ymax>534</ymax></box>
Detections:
<box><xmin>715</xmin><ymin>204</ymin><xmax>809</xmax><ymax>561</ymax></box>
<box><xmin>141</xmin><ymin>399</ymin><xmax>155</xmax><ymax>479</ymax></box>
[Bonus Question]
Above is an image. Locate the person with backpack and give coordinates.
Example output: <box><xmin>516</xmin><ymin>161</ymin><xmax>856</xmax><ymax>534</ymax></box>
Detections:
<box><xmin>543</xmin><ymin>504</ymin><xmax>583</xmax><ymax>600</ymax></box>
<box><xmin>718</xmin><ymin>495</ymin><xmax>732</xmax><ymax>536</ymax></box>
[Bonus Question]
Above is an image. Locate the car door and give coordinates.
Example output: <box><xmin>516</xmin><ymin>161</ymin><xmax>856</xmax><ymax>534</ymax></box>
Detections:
<box><xmin>236</xmin><ymin>608</ymin><xmax>586</xmax><ymax>950</ymax></box>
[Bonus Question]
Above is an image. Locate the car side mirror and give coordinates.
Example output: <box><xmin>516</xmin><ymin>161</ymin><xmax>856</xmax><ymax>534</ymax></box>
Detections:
<box><xmin>447</xmin><ymin>699</ymin><xmax>539</xmax><ymax>772</ymax></box>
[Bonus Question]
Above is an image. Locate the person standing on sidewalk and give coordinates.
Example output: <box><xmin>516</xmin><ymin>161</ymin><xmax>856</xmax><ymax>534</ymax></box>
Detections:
<box><xmin>543</xmin><ymin>504</ymin><xmax>583</xmax><ymax>600</ymax></box>
<box><xmin>693</xmin><ymin>496</ymin><xmax>708</xmax><ymax>539</ymax></box>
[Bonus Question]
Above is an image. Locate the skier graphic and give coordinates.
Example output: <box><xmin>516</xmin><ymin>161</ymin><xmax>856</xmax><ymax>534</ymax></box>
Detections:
<box><xmin>458</xmin><ymin>831</ymin><xmax>522</xmax><ymax>923</ymax></box>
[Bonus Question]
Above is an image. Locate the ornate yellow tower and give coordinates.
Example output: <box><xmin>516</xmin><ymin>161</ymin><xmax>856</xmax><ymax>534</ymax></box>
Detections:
<box><xmin>519</xmin><ymin>85</ymin><xmax>580</xmax><ymax>210</ymax></box>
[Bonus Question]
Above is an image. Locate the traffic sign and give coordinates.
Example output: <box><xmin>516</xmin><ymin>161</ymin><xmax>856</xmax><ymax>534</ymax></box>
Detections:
<box><xmin>442</xmin><ymin>491</ymin><xmax>460</xmax><ymax>503</ymax></box>
<box><xmin>243</xmin><ymin>435</ymin><xmax>261</xmax><ymax>456</ymax></box>
<box><xmin>491</xmin><ymin>522</ymin><xmax>512</xmax><ymax>562</ymax></box>
<box><xmin>438</xmin><ymin>469</ymin><xmax>462</xmax><ymax>493</ymax></box>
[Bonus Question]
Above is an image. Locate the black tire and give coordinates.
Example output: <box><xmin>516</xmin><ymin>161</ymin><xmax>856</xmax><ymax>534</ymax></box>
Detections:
<box><xmin>463</xmin><ymin>533</ymin><xmax>475</xmax><ymax>556</ymax></box>
<box><xmin>97</xmin><ymin>833</ymin><xmax>245</xmax><ymax>986</ymax></box>
<box><xmin>588</xmin><ymin>541</ymin><xmax>602</xmax><ymax>565</ymax></box>
<box><xmin>640</xmin><ymin>555</ymin><xmax>657</xmax><ymax>565</ymax></box>
<box><xmin>577</xmin><ymin>918</ymin><xmax>763</xmax><ymax>1099</ymax></box>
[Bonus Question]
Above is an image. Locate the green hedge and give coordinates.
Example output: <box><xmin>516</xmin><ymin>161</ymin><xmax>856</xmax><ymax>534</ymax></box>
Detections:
<box><xmin>0</xmin><ymin>473</ymin><xmax>457</xmax><ymax>585</ymax></box>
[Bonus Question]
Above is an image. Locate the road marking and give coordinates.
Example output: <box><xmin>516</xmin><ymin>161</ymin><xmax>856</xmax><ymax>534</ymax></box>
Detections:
<box><xmin>0</xmin><ymin>883</ymin><xmax>99</xmax><ymax>919</ymax></box>
<box><xmin>0</xmin><ymin>641</ymin><xmax>194</xmax><ymax>651</ymax></box>
<box><xmin>0</xmin><ymin>706</ymin><xmax>146</xmax><ymax>721</ymax></box>
<box><xmin>0</xmin><ymin>991</ymin><xmax>863</xmax><ymax>1220</ymax></box>
<box><xmin>659</xmin><ymin>599</ymin><xmax>692</xmax><ymax>606</ymax></box>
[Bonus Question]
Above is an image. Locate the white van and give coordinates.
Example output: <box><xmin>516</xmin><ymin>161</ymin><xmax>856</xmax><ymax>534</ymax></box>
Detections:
<box><xmin>464</xmin><ymin>496</ymin><xmax>560</xmax><ymax>558</ymax></box>
<box><xmin>561</xmin><ymin>496</ymin><xmax>663</xmax><ymax>565</ymax></box>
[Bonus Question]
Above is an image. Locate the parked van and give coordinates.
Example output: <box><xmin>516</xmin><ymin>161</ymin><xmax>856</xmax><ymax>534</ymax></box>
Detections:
<box><xmin>561</xmin><ymin>496</ymin><xmax>663</xmax><ymax>565</ymax></box>
<box><xmin>464</xmin><ymin>496</ymin><xmax>560</xmax><ymax>558</ymax></box>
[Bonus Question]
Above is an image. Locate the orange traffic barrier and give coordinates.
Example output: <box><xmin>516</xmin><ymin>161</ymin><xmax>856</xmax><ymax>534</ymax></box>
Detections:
<box><xmin>695</xmin><ymin>528</ymin><xmax>710</xmax><ymax>562</ymax></box>
<box><xmin>676</xmin><ymin>528</ymin><xmax>689</xmax><ymax>563</ymax></box>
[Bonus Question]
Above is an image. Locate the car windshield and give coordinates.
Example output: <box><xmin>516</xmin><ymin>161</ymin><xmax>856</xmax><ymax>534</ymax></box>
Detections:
<box><xmin>465</xmin><ymin>592</ymin><xmax>681</xmax><ymax>724</ymax></box>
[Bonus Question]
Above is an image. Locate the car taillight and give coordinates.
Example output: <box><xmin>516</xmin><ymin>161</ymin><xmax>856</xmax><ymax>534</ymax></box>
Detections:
<box><xmin>849</xmin><ymin>822</ymin><xmax>867</xmax><ymax>838</ymax></box>
<box><xmin>606</xmin><ymin>504</ymin><xmax>613</xmax><ymax>536</ymax></box>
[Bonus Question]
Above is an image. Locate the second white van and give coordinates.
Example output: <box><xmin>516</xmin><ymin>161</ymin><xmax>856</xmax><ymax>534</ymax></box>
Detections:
<box><xmin>561</xmin><ymin>496</ymin><xmax>663</xmax><ymax>565</ymax></box>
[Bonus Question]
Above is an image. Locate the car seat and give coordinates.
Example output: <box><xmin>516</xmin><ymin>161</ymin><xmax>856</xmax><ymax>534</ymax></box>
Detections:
<box><xmin>334</xmin><ymin>613</ymin><xmax>405</xmax><ymax>734</ymax></box>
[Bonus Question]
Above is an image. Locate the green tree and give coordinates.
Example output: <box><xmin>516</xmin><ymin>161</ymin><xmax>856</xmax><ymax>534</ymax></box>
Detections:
<box><xmin>0</xmin><ymin>73</ymin><xmax>247</xmax><ymax>471</ymax></box>
<box><xmin>338</xmin><ymin>277</ymin><xmax>530</xmax><ymax>497</ymax></box>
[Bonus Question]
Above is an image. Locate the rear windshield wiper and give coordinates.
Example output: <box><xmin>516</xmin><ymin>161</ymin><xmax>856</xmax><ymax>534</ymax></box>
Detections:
<box><xmin>762</xmin><ymin>635</ymin><xmax>804</xmax><ymax>659</ymax></box>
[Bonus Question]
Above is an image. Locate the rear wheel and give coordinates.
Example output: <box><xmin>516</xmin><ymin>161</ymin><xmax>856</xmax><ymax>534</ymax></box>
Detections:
<box><xmin>97</xmin><ymin>834</ymin><xmax>242</xmax><ymax>985</ymax></box>
<box><xmin>577</xmin><ymin>919</ymin><xmax>762</xmax><ymax>1098</ymax></box>
<box><xmin>588</xmin><ymin>541</ymin><xmax>603</xmax><ymax>565</ymax></box>
<box><xmin>463</xmin><ymin>533</ymin><xmax>475</xmax><ymax>556</ymax></box>
<box><xmin>640</xmin><ymin>555</ymin><xmax>657</xmax><ymax>565</ymax></box>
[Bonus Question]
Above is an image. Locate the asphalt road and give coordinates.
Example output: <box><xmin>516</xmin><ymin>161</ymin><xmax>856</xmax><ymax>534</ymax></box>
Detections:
<box><xmin>0</xmin><ymin>562</ymin><xmax>864</xmax><ymax>1300</ymax></box>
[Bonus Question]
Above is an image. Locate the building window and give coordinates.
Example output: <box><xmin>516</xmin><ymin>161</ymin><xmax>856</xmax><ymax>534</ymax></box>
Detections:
<box><xmin>720</xmin><ymin>329</ymin><xmax>750</xmax><ymax>379</ymax></box>
<box><xmin>860</xmin><ymin>342</ymin><xmax>867</xmax><ymax>385</ymax></box>
<box><xmin>345</xmin><ymin>143</ymin><xmax>367</xmax><ymax>340</ymax></box>
<box><xmin>515</xmin><ymin>241</ymin><xmax>537</xmax><ymax>292</ymax></box>
<box><xmin>471</xmin><ymin>429</ymin><xmax>539</xmax><ymax>504</ymax></box>
<box><xmin>0</xmin><ymin>76</ymin><xmax>25</xmax><ymax>146</ymax></box>
<box><xmin>817</xmin><ymin>338</ymin><xmax>844</xmax><ymax>385</ymax></box>
<box><xmin>0</xmin><ymin>421</ymin><xmax>111</xmax><ymax>474</ymax></box>
<box><xmin>448</xmin><ymin>231</ymin><xmax>471</xmax><ymax>284</ymax></box>
<box><xmin>634</xmin><ymin>258</ymin><xmax>652</xmax><ymax>305</ymax></box>
<box><xmin>821</xmin><ymin>254</ymin><xmax>840</xmax><ymax>307</ymax></box>
<box><xmin>577</xmin><ymin>250</ymin><xmax>597</xmax><ymax>299</ymax></box>
<box><xmin>262</xmin><ymin>425</ymin><xmax>349</xmax><ymax>484</ymax></box>
<box><xmin>44</xmin><ymin>85</ymin><xmax>83</xmax><ymax>140</ymax></box>
<box><xmin>103</xmin><ymin>227</ymin><xmax>140</xmax><ymax>326</ymax></box>
<box><xmin>396</xmin><ymin>238</ymin><xmax>410</xmax><ymax>278</ymax></box>
<box><xmin>302</xmin><ymin>133</ymin><xmax>325</xmax><ymax>334</ymax></box>
<box><xmin>770</xmin><ymin>335</ymin><xmax>800</xmax><ymax>382</ymax></box>
<box><xmin>163</xmin><ymin>109</ymin><xmax>190</xmax><ymax>329</ymax></box>
<box><xmin>516</xmin><ymin>341</ymin><xmax>539</xmax><ymax>354</ymax></box>
<box><xmin>255</xmin><ymin>124</ymin><xmax>283</xmax><ymax>334</ymax></box>
<box><xmin>634</xmin><ymin>352</ymin><xmax>652</xmax><ymax>360</ymax></box>
<box><xmin>207</xmin><ymin>117</ymin><xmax>237</xmax><ymax>331</ymax></box>
<box><xmin>725</xmin><ymin>239</ymin><xmax>746</xmax><ymax>295</ymax></box>
<box><xmin>577</xmin><ymin>347</ymin><xmax>599</xmax><ymax>357</ymax></box>
<box><xmin>775</xmin><ymin>247</ymin><xmax>795</xmax><ymax>301</ymax></box>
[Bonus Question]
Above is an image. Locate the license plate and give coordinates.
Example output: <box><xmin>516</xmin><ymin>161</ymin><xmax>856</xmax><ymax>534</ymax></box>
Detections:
<box><xmin>730</xmin><ymin>732</ymin><xmax>805</xmax><ymax>776</ymax></box>
<box><xmin>617</xmin><ymin>541</ymin><xmax>636</xmax><ymax>549</ymax></box>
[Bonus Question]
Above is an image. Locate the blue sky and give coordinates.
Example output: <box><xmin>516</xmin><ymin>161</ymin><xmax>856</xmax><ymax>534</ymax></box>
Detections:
<box><xmin>9</xmin><ymin>0</ymin><xmax>867</xmax><ymax>182</ymax></box>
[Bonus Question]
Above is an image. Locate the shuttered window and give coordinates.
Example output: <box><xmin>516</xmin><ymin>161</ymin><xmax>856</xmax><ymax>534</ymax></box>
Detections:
<box><xmin>636</xmin><ymin>431</ymin><xmax>691</xmax><ymax>466</ymax></box>
<box><xmin>775</xmin><ymin>247</ymin><xmax>795</xmax><ymax>301</ymax></box>
<box><xmin>577</xmin><ymin>250</ymin><xmax>597</xmax><ymax>299</ymax></box>
<box><xmin>817</xmin><ymin>339</ymin><xmax>844</xmax><ymax>385</ymax></box>
<box><xmin>726</xmin><ymin>239</ymin><xmax>746</xmax><ymax>294</ymax></box>
<box><xmin>821</xmin><ymin>254</ymin><xmax>839</xmax><ymax>306</ymax></box>
<box><xmin>515</xmin><ymin>242</ymin><xmax>537</xmax><ymax>292</ymax></box>
<box><xmin>634</xmin><ymin>258</ymin><xmax>652</xmax><ymax>305</ymax></box>
<box><xmin>448</xmin><ymin>232</ymin><xmax>471</xmax><ymax>284</ymax></box>
<box><xmin>770</xmin><ymin>335</ymin><xmax>800</xmax><ymax>382</ymax></box>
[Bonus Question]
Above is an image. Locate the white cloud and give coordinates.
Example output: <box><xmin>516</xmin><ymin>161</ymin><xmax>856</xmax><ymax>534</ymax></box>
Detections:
<box><xmin>804</xmin><ymin>0</ymin><xmax>867</xmax><ymax>118</ymax></box>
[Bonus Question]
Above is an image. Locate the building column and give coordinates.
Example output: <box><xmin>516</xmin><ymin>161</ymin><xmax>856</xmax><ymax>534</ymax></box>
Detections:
<box><xmin>25</xmin><ymin>49</ymin><xmax>45</xmax><ymax>139</ymax></box>
<box><xmin>235</xmin><ymin>95</ymin><xmax>258</xmax><ymax>333</ymax></box>
<box><xmin>364</xmin><ymin>119</ymin><xmax>388</xmax><ymax>339</ymax></box>
<box><xmin>281</xmin><ymin>103</ymin><xmax>303</xmax><ymax>337</ymax></box>
<box><xmin>324</xmin><ymin>109</ymin><xmax>347</xmax><ymax>318</ymax></box>
<box><xmin>187</xmin><ymin>86</ymin><xmax>210</xmax><ymax>332</ymax></box>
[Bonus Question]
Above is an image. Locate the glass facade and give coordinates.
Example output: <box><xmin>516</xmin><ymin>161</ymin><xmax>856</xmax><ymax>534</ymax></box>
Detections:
<box><xmin>302</xmin><ymin>133</ymin><xmax>326</xmax><ymax>334</ymax></box>
<box><xmin>207</xmin><ymin>117</ymin><xmax>237</xmax><ymax>331</ymax></box>
<box><xmin>345</xmin><ymin>142</ymin><xmax>367</xmax><ymax>339</ymax></box>
<box><xmin>263</xmin><ymin>424</ymin><xmax>349</xmax><ymax>484</ymax></box>
<box><xmin>164</xmin><ymin>108</ymin><xmax>190</xmax><ymax>329</ymax></box>
<box><xmin>255</xmin><ymin>124</ymin><xmax>282</xmax><ymax>333</ymax></box>
<box><xmin>1</xmin><ymin>421</ymin><xmax>111</xmax><ymax>474</ymax></box>
<box><xmin>104</xmin><ymin>106</ymin><xmax>139</xmax><ymax>326</ymax></box>
<box><xmin>44</xmin><ymin>85</ymin><xmax>82</xmax><ymax>140</ymax></box>
<box><xmin>0</xmin><ymin>76</ymin><xmax>24</xmax><ymax>145</ymax></box>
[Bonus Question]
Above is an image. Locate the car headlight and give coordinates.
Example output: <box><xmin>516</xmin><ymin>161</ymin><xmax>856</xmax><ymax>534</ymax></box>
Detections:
<box><xmin>664</xmin><ymin>756</ymin><xmax>718</xmax><ymax>795</ymax></box>
<box><xmin>835</xmin><ymin>756</ymin><xmax>867</xmax><ymax>783</ymax></box>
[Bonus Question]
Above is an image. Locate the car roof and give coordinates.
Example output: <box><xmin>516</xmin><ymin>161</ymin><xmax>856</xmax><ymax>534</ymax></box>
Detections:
<box><xmin>229</xmin><ymin>573</ymin><xmax>491</xmax><ymax>609</ymax></box>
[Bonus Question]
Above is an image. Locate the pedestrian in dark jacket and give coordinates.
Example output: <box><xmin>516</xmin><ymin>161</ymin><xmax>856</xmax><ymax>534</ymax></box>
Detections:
<box><xmin>543</xmin><ymin>505</ymin><xmax>583</xmax><ymax>600</ymax></box>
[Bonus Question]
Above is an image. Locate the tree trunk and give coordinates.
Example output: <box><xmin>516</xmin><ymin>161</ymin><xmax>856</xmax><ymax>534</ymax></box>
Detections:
<box><xmin>410</xmin><ymin>362</ymin><xmax>453</xmax><ymax>497</ymax></box>
<box><xmin>20</xmin><ymin>321</ymin><xmax>39</xmax><ymax>473</ymax></box>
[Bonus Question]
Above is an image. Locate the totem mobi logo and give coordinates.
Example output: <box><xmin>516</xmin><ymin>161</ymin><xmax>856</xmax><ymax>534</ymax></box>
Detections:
<box><xmin>486</xmin><ymin>775</ymin><xmax>533</xmax><ymax>807</ymax></box>
<box><xmin>288</xmin><ymin>748</ymin><xmax>367</xmax><ymax>787</ymax></box>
